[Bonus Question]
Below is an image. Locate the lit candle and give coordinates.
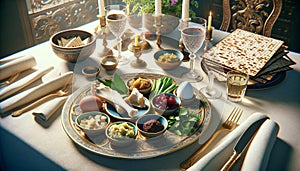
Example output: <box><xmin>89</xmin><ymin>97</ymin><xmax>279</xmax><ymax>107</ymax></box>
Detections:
<box><xmin>182</xmin><ymin>0</ymin><xmax>189</xmax><ymax>20</ymax></box>
<box><xmin>208</xmin><ymin>11</ymin><xmax>212</xmax><ymax>30</ymax></box>
<box><xmin>155</xmin><ymin>0</ymin><xmax>161</xmax><ymax>15</ymax></box>
<box><xmin>126</xmin><ymin>4</ymin><xmax>130</xmax><ymax>15</ymax></box>
<box><xmin>98</xmin><ymin>0</ymin><xmax>105</xmax><ymax>16</ymax></box>
<box><xmin>135</xmin><ymin>35</ymin><xmax>139</xmax><ymax>46</ymax></box>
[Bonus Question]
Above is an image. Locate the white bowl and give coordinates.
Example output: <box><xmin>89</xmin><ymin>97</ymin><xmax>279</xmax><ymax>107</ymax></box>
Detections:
<box><xmin>136</xmin><ymin>114</ymin><xmax>168</xmax><ymax>138</ymax></box>
<box><xmin>154</xmin><ymin>49</ymin><xmax>183</xmax><ymax>70</ymax></box>
<box><xmin>105</xmin><ymin>121</ymin><xmax>137</xmax><ymax>147</ymax></box>
<box><xmin>75</xmin><ymin>112</ymin><xmax>110</xmax><ymax>137</ymax></box>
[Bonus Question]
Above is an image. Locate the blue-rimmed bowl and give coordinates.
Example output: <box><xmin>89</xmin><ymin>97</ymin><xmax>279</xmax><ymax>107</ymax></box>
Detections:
<box><xmin>154</xmin><ymin>49</ymin><xmax>183</xmax><ymax>70</ymax></box>
<box><xmin>105</xmin><ymin>121</ymin><xmax>137</xmax><ymax>147</ymax></box>
<box><xmin>151</xmin><ymin>93</ymin><xmax>181</xmax><ymax>116</ymax></box>
<box><xmin>136</xmin><ymin>114</ymin><xmax>168</xmax><ymax>138</ymax></box>
<box><xmin>50</xmin><ymin>29</ymin><xmax>96</xmax><ymax>62</ymax></box>
<box><xmin>75</xmin><ymin>111</ymin><xmax>110</xmax><ymax>137</ymax></box>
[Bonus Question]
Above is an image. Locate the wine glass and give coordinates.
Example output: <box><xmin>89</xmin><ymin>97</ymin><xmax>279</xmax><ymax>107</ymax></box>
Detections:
<box><xmin>200</xmin><ymin>49</ymin><xmax>222</xmax><ymax>99</ymax></box>
<box><xmin>181</xmin><ymin>18</ymin><xmax>206</xmax><ymax>82</ymax></box>
<box><xmin>106</xmin><ymin>10</ymin><xmax>129</xmax><ymax>65</ymax></box>
<box><xmin>200</xmin><ymin>70</ymin><xmax>222</xmax><ymax>99</ymax></box>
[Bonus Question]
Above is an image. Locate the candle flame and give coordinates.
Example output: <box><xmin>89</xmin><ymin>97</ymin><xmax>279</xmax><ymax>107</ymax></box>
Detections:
<box><xmin>209</xmin><ymin>11</ymin><xmax>212</xmax><ymax>16</ymax></box>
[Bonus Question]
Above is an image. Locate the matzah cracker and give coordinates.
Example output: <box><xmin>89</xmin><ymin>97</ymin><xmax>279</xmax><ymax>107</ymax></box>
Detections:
<box><xmin>202</xmin><ymin>29</ymin><xmax>284</xmax><ymax>76</ymax></box>
<box><xmin>256</xmin><ymin>55</ymin><xmax>295</xmax><ymax>76</ymax></box>
<box><xmin>61</xmin><ymin>37</ymin><xmax>70</xmax><ymax>46</ymax></box>
<box><xmin>65</xmin><ymin>36</ymin><xmax>84</xmax><ymax>47</ymax></box>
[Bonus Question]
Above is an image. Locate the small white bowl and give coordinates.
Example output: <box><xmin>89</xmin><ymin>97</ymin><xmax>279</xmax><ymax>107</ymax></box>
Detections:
<box><xmin>127</xmin><ymin>77</ymin><xmax>153</xmax><ymax>95</ymax></box>
<box><xmin>75</xmin><ymin>112</ymin><xmax>110</xmax><ymax>137</ymax></box>
<box><xmin>151</xmin><ymin>93</ymin><xmax>181</xmax><ymax>116</ymax></box>
<box><xmin>105</xmin><ymin>121</ymin><xmax>137</xmax><ymax>147</ymax></box>
<box><xmin>136</xmin><ymin>114</ymin><xmax>168</xmax><ymax>138</ymax></box>
<box><xmin>82</xmin><ymin>66</ymin><xmax>100</xmax><ymax>78</ymax></box>
<box><xmin>100</xmin><ymin>55</ymin><xmax>118</xmax><ymax>71</ymax></box>
<box><xmin>154</xmin><ymin>49</ymin><xmax>183</xmax><ymax>70</ymax></box>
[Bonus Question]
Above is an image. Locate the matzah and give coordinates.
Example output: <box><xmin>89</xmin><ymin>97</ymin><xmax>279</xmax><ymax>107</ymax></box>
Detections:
<box><xmin>202</xmin><ymin>29</ymin><xmax>284</xmax><ymax>76</ymax></box>
<box><xmin>256</xmin><ymin>55</ymin><xmax>295</xmax><ymax>76</ymax></box>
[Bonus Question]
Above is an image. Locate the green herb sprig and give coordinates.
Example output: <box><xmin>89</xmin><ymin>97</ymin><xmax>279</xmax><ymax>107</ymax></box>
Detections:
<box><xmin>98</xmin><ymin>73</ymin><xmax>128</xmax><ymax>95</ymax></box>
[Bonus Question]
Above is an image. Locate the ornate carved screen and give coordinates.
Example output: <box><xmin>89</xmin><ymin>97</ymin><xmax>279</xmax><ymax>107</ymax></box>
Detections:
<box><xmin>18</xmin><ymin>0</ymin><xmax>99</xmax><ymax>46</ymax></box>
<box><xmin>220</xmin><ymin>0</ymin><xmax>282</xmax><ymax>37</ymax></box>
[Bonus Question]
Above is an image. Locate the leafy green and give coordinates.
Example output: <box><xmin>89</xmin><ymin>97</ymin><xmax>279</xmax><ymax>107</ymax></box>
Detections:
<box><xmin>149</xmin><ymin>77</ymin><xmax>178</xmax><ymax>99</ymax></box>
<box><xmin>167</xmin><ymin>107</ymin><xmax>201</xmax><ymax>136</ymax></box>
<box><xmin>98</xmin><ymin>73</ymin><xmax>128</xmax><ymax>95</ymax></box>
<box><xmin>98</xmin><ymin>79</ymin><xmax>112</xmax><ymax>87</ymax></box>
<box><xmin>111</xmin><ymin>73</ymin><xmax>128</xmax><ymax>95</ymax></box>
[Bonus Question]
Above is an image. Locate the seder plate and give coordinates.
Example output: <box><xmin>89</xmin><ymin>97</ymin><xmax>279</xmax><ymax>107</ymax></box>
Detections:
<box><xmin>61</xmin><ymin>73</ymin><xmax>212</xmax><ymax>159</ymax></box>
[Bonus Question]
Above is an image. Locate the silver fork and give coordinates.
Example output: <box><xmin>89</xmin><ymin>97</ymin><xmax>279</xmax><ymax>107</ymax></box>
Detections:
<box><xmin>180</xmin><ymin>107</ymin><xmax>243</xmax><ymax>170</ymax></box>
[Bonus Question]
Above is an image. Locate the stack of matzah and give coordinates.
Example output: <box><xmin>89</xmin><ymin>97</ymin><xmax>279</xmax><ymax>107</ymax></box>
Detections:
<box><xmin>202</xmin><ymin>29</ymin><xmax>296</xmax><ymax>84</ymax></box>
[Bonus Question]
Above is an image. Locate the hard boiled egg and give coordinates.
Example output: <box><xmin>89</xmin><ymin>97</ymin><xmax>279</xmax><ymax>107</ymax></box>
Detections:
<box><xmin>176</xmin><ymin>81</ymin><xmax>194</xmax><ymax>100</ymax></box>
<box><xmin>79</xmin><ymin>96</ymin><xmax>103</xmax><ymax>113</ymax></box>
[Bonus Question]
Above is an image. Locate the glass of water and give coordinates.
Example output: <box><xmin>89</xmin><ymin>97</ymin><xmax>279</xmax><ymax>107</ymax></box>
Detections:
<box><xmin>226</xmin><ymin>71</ymin><xmax>249</xmax><ymax>102</ymax></box>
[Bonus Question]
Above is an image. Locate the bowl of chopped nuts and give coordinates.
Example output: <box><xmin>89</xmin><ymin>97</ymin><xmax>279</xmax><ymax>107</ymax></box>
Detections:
<box><xmin>50</xmin><ymin>29</ymin><xmax>96</xmax><ymax>62</ymax></box>
<box><xmin>154</xmin><ymin>49</ymin><xmax>183</xmax><ymax>70</ymax></box>
<box><xmin>75</xmin><ymin>111</ymin><xmax>110</xmax><ymax>137</ymax></box>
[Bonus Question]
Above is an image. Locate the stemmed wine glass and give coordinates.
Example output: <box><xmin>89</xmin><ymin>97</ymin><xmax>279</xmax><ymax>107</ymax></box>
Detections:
<box><xmin>200</xmin><ymin>70</ymin><xmax>222</xmax><ymax>99</ymax></box>
<box><xmin>200</xmin><ymin>49</ymin><xmax>222</xmax><ymax>99</ymax></box>
<box><xmin>181</xmin><ymin>18</ymin><xmax>206</xmax><ymax>82</ymax></box>
<box><xmin>106</xmin><ymin>9</ymin><xmax>129</xmax><ymax>65</ymax></box>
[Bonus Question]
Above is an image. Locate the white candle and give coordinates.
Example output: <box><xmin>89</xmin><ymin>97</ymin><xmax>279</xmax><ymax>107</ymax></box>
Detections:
<box><xmin>98</xmin><ymin>0</ymin><xmax>105</xmax><ymax>16</ymax></box>
<box><xmin>208</xmin><ymin>11</ymin><xmax>212</xmax><ymax>30</ymax></box>
<box><xmin>155</xmin><ymin>0</ymin><xmax>162</xmax><ymax>15</ymax></box>
<box><xmin>182</xmin><ymin>0</ymin><xmax>189</xmax><ymax>20</ymax></box>
<box><xmin>135</xmin><ymin>35</ymin><xmax>139</xmax><ymax>46</ymax></box>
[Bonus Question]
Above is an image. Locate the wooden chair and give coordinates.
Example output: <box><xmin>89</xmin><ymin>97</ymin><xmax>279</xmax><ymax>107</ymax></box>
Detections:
<box><xmin>220</xmin><ymin>0</ymin><xmax>282</xmax><ymax>37</ymax></box>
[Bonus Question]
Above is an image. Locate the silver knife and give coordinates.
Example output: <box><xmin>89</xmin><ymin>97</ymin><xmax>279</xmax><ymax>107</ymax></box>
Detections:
<box><xmin>220</xmin><ymin>118</ymin><xmax>266</xmax><ymax>171</ymax></box>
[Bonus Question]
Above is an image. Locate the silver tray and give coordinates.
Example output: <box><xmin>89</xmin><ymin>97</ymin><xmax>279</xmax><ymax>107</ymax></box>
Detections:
<box><xmin>61</xmin><ymin>73</ymin><xmax>212</xmax><ymax>159</ymax></box>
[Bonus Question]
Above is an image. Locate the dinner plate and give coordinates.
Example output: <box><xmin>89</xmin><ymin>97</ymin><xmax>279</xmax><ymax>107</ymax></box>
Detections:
<box><xmin>61</xmin><ymin>73</ymin><xmax>212</xmax><ymax>159</ymax></box>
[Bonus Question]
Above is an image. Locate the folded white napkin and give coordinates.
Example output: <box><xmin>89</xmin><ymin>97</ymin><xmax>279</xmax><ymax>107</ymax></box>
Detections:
<box><xmin>32</xmin><ymin>96</ymin><xmax>68</xmax><ymax>127</ymax></box>
<box><xmin>0</xmin><ymin>55</ymin><xmax>37</xmax><ymax>81</ymax></box>
<box><xmin>0</xmin><ymin>71</ymin><xmax>73</xmax><ymax>114</ymax></box>
<box><xmin>241</xmin><ymin>119</ymin><xmax>279</xmax><ymax>171</ymax></box>
<box><xmin>0</xmin><ymin>66</ymin><xmax>54</xmax><ymax>101</ymax></box>
<box><xmin>0</xmin><ymin>55</ymin><xmax>24</xmax><ymax>64</ymax></box>
<box><xmin>187</xmin><ymin>113</ymin><xmax>269</xmax><ymax>171</ymax></box>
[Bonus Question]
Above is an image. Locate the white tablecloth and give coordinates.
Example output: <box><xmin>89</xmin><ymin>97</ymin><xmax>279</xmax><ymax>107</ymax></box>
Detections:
<box><xmin>1</xmin><ymin>20</ymin><xmax>300</xmax><ymax>171</ymax></box>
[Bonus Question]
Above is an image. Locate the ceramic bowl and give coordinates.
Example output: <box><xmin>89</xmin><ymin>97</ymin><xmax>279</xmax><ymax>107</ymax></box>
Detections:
<box><xmin>154</xmin><ymin>49</ymin><xmax>183</xmax><ymax>70</ymax></box>
<box><xmin>100</xmin><ymin>55</ymin><xmax>118</xmax><ymax>71</ymax></box>
<box><xmin>151</xmin><ymin>93</ymin><xmax>181</xmax><ymax>116</ymax></box>
<box><xmin>136</xmin><ymin>114</ymin><xmax>168</xmax><ymax>138</ymax></box>
<box><xmin>50</xmin><ymin>29</ymin><xmax>96</xmax><ymax>63</ymax></box>
<box><xmin>75</xmin><ymin>112</ymin><xmax>110</xmax><ymax>137</ymax></box>
<box><xmin>127</xmin><ymin>77</ymin><xmax>153</xmax><ymax>95</ymax></box>
<box><xmin>105</xmin><ymin>121</ymin><xmax>137</xmax><ymax>147</ymax></box>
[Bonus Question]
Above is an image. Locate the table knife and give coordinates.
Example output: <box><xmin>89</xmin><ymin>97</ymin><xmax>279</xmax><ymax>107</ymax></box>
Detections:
<box><xmin>220</xmin><ymin>118</ymin><xmax>266</xmax><ymax>171</ymax></box>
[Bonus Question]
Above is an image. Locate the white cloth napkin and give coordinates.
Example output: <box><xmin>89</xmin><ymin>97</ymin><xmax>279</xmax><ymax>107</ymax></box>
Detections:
<box><xmin>241</xmin><ymin>119</ymin><xmax>279</xmax><ymax>171</ymax></box>
<box><xmin>0</xmin><ymin>55</ymin><xmax>24</xmax><ymax>64</ymax></box>
<box><xmin>0</xmin><ymin>71</ymin><xmax>73</xmax><ymax>114</ymax></box>
<box><xmin>0</xmin><ymin>66</ymin><xmax>54</xmax><ymax>101</ymax></box>
<box><xmin>0</xmin><ymin>55</ymin><xmax>37</xmax><ymax>81</ymax></box>
<box><xmin>187</xmin><ymin>113</ymin><xmax>269</xmax><ymax>171</ymax></box>
<box><xmin>32</xmin><ymin>96</ymin><xmax>68</xmax><ymax>127</ymax></box>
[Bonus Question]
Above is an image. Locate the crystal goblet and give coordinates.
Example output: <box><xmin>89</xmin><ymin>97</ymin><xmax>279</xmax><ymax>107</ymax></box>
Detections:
<box><xmin>106</xmin><ymin>11</ymin><xmax>129</xmax><ymax>65</ymax></box>
<box><xmin>181</xmin><ymin>18</ymin><xmax>206</xmax><ymax>82</ymax></box>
